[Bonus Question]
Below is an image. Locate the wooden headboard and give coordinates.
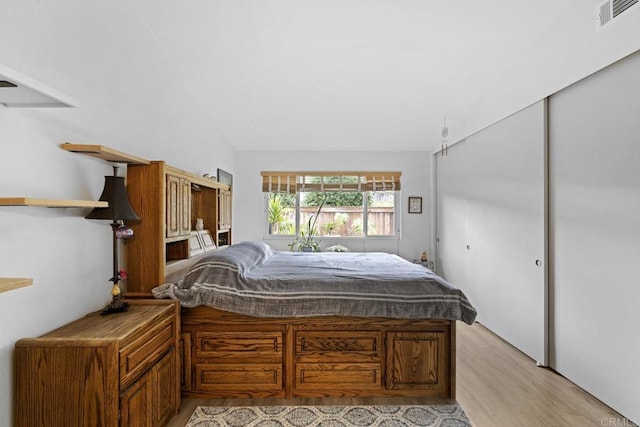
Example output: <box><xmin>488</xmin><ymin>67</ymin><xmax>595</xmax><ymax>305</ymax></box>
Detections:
<box><xmin>124</xmin><ymin>160</ymin><xmax>231</xmax><ymax>296</ymax></box>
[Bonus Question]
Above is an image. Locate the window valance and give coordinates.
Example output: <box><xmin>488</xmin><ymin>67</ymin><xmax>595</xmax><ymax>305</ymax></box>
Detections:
<box><xmin>261</xmin><ymin>171</ymin><xmax>401</xmax><ymax>193</ymax></box>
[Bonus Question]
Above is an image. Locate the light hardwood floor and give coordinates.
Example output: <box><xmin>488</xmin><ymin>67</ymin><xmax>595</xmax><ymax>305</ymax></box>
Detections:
<box><xmin>167</xmin><ymin>322</ymin><xmax>628</xmax><ymax>427</ymax></box>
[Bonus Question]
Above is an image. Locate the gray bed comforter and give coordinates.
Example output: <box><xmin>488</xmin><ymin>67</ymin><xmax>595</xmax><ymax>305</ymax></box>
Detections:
<box><xmin>153</xmin><ymin>240</ymin><xmax>477</xmax><ymax>325</ymax></box>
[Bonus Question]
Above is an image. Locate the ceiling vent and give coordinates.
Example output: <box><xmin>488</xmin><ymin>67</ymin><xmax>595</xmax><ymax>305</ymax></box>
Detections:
<box><xmin>598</xmin><ymin>0</ymin><xmax>639</xmax><ymax>28</ymax></box>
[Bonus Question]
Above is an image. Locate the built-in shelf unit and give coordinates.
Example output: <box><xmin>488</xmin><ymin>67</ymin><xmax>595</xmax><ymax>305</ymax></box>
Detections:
<box><xmin>126</xmin><ymin>161</ymin><xmax>232</xmax><ymax>296</ymax></box>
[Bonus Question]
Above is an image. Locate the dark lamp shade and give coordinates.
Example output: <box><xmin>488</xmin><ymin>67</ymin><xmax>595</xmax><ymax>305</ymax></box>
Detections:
<box><xmin>86</xmin><ymin>175</ymin><xmax>140</xmax><ymax>222</ymax></box>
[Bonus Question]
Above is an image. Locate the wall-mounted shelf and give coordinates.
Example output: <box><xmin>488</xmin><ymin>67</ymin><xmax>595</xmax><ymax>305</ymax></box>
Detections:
<box><xmin>0</xmin><ymin>198</ymin><xmax>108</xmax><ymax>208</ymax></box>
<box><xmin>0</xmin><ymin>278</ymin><xmax>33</xmax><ymax>294</ymax></box>
<box><xmin>0</xmin><ymin>63</ymin><xmax>78</xmax><ymax>108</ymax></box>
<box><xmin>61</xmin><ymin>143</ymin><xmax>150</xmax><ymax>165</ymax></box>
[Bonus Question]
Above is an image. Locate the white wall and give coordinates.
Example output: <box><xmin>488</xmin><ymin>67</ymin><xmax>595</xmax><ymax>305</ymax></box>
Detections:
<box><xmin>549</xmin><ymin>49</ymin><xmax>640</xmax><ymax>423</ymax></box>
<box><xmin>0</xmin><ymin>109</ymin><xmax>111</xmax><ymax>425</ymax></box>
<box><xmin>456</xmin><ymin>0</ymin><xmax>640</xmax><ymax>151</ymax></box>
<box><xmin>234</xmin><ymin>151</ymin><xmax>431</xmax><ymax>261</ymax></box>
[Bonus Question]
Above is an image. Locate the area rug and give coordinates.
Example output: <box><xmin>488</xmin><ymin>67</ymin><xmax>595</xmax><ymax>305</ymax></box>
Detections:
<box><xmin>186</xmin><ymin>404</ymin><xmax>472</xmax><ymax>426</ymax></box>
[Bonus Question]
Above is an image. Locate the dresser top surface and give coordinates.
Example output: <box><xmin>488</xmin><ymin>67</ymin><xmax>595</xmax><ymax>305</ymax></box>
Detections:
<box><xmin>38</xmin><ymin>301</ymin><xmax>175</xmax><ymax>341</ymax></box>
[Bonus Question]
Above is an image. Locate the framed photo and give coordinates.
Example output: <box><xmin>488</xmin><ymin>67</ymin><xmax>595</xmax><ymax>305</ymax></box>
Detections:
<box><xmin>408</xmin><ymin>196</ymin><xmax>422</xmax><ymax>214</ymax></box>
<box><xmin>217</xmin><ymin>168</ymin><xmax>233</xmax><ymax>186</ymax></box>
<box><xmin>198</xmin><ymin>230</ymin><xmax>217</xmax><ymax>252</ymax></box>
<box><xmin>189</xmin><ymin>231</ymin><xmax>205</xmax><ymax>256</ymax></box>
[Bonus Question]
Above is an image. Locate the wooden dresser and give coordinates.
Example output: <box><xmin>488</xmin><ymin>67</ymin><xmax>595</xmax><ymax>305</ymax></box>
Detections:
<box><xmin>14</xmin><ymin>300</ymin><xmax>180</xmax><ymax>427</ymax></box>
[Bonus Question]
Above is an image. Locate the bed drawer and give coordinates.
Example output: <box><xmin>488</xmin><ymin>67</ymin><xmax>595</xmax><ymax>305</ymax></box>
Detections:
<box><xmin>295</xmin><ymin>330</ymin><xmax>382</xmax><ymax>362</ymax></box>
<box><xmin>295</xmin><ymin>363</ymin><xmax>382</xmax><ymax>392</ymax></box>
<box><xmin>195</xmin><ymin>363</ymin><xmax>283</xmax><ymax>394</ymax></box>
<box><xmin>119</xmin><ymin>315</ymin><xmax>175</xmax><ymax>389</ymax></box>
<box><xmin>194</xmin><ymin>331</ymin><xmax>283</xmax><ymax>362</ymax></box>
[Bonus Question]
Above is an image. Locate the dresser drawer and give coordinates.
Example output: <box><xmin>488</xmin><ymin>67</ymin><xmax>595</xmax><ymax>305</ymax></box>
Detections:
<box><xmin>120</xmin><ymin>315</ymin><xmax>175</xmax><ymax>388</ymax></box>
<box><xmin>195</xmin><ymin>331</ymin><xmax>283</xmax><ymax>362</ymax></box>
<box><xmin>295</xmin><ymin>330</ymin><xmax>382</xmax><ymax>362</ymax></box>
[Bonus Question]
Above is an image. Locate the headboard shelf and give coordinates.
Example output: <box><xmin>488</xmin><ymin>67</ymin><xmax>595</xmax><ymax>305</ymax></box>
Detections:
<box><xmin>125</xmin><ymin>161</ymin><xmax>232</xmax><ymax>295</ymax></box>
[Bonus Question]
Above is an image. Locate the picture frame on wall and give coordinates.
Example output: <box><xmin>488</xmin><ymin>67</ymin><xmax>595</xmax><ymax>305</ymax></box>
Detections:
<box><xmin>217</xmin><ymin>168</ymin><xmax>233</xmax><ymax>186</ymax></box>
<box><xmin>408</xmin><ymin>196</ymin><xmax>422</xmax><ymax>214</ymax></box>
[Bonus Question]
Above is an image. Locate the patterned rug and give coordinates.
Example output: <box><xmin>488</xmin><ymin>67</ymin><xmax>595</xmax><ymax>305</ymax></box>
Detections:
<box><xmin>186</xmin><ymin>404</ymin><xmax>472</xmax><ymax>426</ymax></box>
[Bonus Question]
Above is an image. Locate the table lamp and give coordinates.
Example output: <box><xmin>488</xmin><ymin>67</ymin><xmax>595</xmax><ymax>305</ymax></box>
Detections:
<box><xmin>86</xmin><ymin>165</ymin><xmax>140</xmax><ymax>315</ymax></box>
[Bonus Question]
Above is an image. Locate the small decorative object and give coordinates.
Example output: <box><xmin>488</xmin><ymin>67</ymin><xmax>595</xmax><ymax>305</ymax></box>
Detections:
<box><xmin>441</xmin><ymin>114</ymin><xmax>449</xmax><ymax>158</ymax></box>
<box><xmin>195</xmin><ymin>218</ymin><xmax>204</xmax><ymax>231</ymax></box>
<box><xmin>408</xmin><ymin>196</ymin><xmax>422</xmax><ymax>214</ymax></box>
<box><xmin>86</xmin><ymin>165</ymin><xmax>140</xmax><ymax>315</ymax></box>
<box><xmin>115</xmin><ymin>225</ymin><xmax>134</xmax><ymax>239</ymax></box>
<box><xmin>189</xmin><ymin>231</ymin><xmax>205</xmax><ymax>256</ymax></box>
<box><xmin>217</xmin><ymin>168</ymin><xmax>233</xmax><ymax>186</ymax></box>
<box><xmin>413</xmin><ymin>258</ymin><xmax>435</xmax><ymax>271</ymax></box>
<box><xmin>326</xmin><ymin>244</ymin><xmax>350</xmax><ymax>253</ymax></box>
<box><xmin>198</xmin><ymin>230</ymin><xmax>217</xmax><ymax>251</ymax></box>
<box><xmin>421</xmin><ymin>250</ymin><xmax>428</xmax><ymax>261</ymax></box>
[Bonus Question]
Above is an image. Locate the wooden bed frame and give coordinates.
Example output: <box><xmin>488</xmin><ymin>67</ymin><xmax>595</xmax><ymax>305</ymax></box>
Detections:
<box><xmin>129</xmin><ymin>251</ymin><xmax>457</xmax><ymax>400</ymax></box>
<box><xmin>123</xmin><ymin>161</ymin><xmax>457</xmax><ymax>400</ymax></box>
<box><xmin>179</xmin><ymin>305</ymin><xmax>456</xmax><ymax>399</ymax></box>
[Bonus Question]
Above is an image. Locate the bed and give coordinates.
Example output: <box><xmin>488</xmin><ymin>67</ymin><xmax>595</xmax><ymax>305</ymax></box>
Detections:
<box><xmin>153</xmin><ymin>240</ymin><xmax>477</xmax><ymax>399</ymax></box>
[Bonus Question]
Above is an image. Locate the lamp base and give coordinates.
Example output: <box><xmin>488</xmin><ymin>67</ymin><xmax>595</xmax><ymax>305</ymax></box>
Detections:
<box><xmin>101</xmin><ymin>295</ymin><xmax>129</xmax><ymax>316</ymax></box>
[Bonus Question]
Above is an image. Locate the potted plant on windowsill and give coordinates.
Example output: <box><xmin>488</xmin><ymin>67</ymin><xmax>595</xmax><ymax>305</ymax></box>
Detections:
<box><xmin>288</xmin><ymin>222</ymin><xmax>320</xmax><ymax>252</ymax></box>
<box><xmin>289</xmin><ymin>197</ymin><xmax>325</xmax><ymax>252</ymax></box>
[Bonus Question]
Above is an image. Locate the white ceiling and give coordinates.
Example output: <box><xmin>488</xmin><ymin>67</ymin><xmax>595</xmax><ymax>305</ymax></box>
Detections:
<box><xmin>1</xmin><ymin>0</ymin><xmax>639</xmax><ymax>153</ymax></box>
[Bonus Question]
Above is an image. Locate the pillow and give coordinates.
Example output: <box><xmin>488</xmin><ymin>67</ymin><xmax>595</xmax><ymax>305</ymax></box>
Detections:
<box><xmin>191</xmin><ymin>240</ymin><xmax>274</xmax><ymax>275</ymax></box>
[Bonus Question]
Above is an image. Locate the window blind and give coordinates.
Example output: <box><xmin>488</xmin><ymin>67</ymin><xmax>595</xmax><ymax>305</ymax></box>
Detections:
<box><xmin>261</xmin><ymin>171</ymin><xmax>401</xmax><ymax>193</ymax></box>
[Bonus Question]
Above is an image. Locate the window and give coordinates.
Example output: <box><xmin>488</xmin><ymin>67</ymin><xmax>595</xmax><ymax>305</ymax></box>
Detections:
<box><xmin>262</xmin><ymin>172</ymin><xmax>400</xmax><ymax>239</ymax></box>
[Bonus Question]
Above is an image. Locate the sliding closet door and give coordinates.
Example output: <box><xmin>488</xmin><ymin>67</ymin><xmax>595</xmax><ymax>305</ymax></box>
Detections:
<box><xmin>434</xmin><ymin>140</ymin><xmax>471</xmax><ymax>296</ymax></box>
<box><xmin>549</xmin><ymin>50</ymin><xmax>640</xmax><ymax>421</ymax></box>
<box><xmin>436</xmin><ymin>100</ymin><xmax>547</xmax><ymax>364</ymax></box>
